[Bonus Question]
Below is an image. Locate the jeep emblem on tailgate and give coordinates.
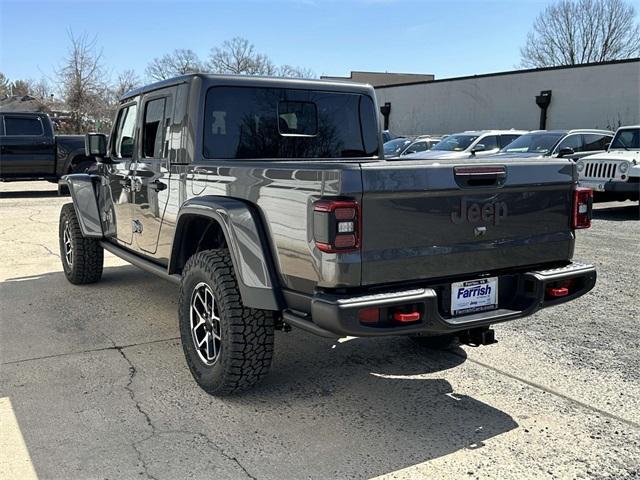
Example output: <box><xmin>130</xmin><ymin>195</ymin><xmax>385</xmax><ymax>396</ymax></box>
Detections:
<box><xmin>451</xmin><ymin>199</ymin><xmax>508</xmax><ymax>225</ymax></box>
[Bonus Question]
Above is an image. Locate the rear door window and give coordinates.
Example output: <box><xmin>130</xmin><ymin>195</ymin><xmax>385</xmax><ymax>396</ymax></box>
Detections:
<box><xmin>142</xmin><ymin>97</ymin><xmax>167</xmax><ymax>158</ymax></box>
<box><xmin>556</xmin><ymin>134</ymin><xmax>583</xmax><ymax>153</ymax></box>
<box><xmin>499</xmin><ymin>134</ymin><xmax>520</xmax><ymax>148</ymax></box>
<box><xmin>583</xmin><ymin>134</ymin><xmax>611</xmax><ymax>151</ymax></box>
<box><xmin>404</xmin><ymin>140</ymin><xmax>428</xmax><ymax>154</ymax></box>
<box><xmin>203</xmin><ymin>86</ymin><xmax>378</xmax><ymax>159</ymax></box>
<box><xmin>478</xmin><ymin>135</ymin><xmax>498</xmax><ymax>151</ymax></box>
<box><xmin>4</xmin><ymin>116</ymin><xmax>44</xmax><ymax>136</ymax></box>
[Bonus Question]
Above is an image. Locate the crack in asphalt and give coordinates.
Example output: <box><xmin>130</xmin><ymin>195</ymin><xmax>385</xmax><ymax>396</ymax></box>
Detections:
<box><xmin>27</xmin><ymin>208</ymin><xmax>53</xmax><ymax>226</ymax></box>
<box><xmin>448</xmin><ymin>349</ymin><xmax>640</xmax><ymax>430</ymax></box>
<box><xmin>115</xmin><ymin>346</ymin><xmax>159</xmax><ymax>480</ymax></box>
<box><xmin>114</xmin><ymin>345</ymin><xmax>256</xmax><ymax>480</ymax></box>
<box><xmin>157</xmin><ymin>430</ymin><xmax>258</xmax><ymax>480</ymax></box>
<box><xmin>0</xmin><ymin>238</ymin><xmax>60</xmax><ymax>258</ymax></box>
<box><xmin>0</xmin><ymin>337</ymin><xmax>180</xmax><ymax>366</ymax></box>
<box><xmin>6</xmin><ymin>334</ymin><xmax>640</xmax><ymax>435</ymax></box>
<box><xmin>35</xmin><ymin>242</ymin><xmax>60</xmax><ymax>258</ymax></box>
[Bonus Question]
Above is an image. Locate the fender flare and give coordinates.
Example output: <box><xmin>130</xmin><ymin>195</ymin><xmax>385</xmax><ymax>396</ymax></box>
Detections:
<box><xmin>60</xmin><ymin>174</ymin><xmax>103</xmax><ymax>238</ymax></box>
<box><xmin>169</xmin><ymin>196</ymin><xmax>283</xmax><ymax>311</ymax></box>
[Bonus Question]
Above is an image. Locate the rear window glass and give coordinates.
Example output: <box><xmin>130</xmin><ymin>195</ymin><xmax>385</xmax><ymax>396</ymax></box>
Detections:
<box><xmin>203</xmin><ymin>86</ymin><xmax>378</xmax><ymax>159</ymax></box>
<box><xmin>4</xmin><ymin>116</ymin><xmax>44</xmax><ymax>136</ymax></box>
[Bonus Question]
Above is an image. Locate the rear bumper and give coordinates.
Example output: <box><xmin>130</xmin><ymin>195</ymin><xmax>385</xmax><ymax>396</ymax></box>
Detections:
<box><xmin>285</xmin><ymin>261</ymin><xmax>596</xmax><ymax>337</ymax></box>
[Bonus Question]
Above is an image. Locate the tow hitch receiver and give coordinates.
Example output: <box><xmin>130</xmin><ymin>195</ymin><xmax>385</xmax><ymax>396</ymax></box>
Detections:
<box><xmin>459</xmin><ymin>327</ymin><xmax>497</xmax><ymax>347</ymax></box>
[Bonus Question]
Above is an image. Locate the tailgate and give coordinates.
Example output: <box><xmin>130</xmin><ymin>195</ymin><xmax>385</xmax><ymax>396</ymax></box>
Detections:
<box><xmin>360</xmin><ymin>159</ymin><xmax>576</xmax><ymax>285</ymax></box>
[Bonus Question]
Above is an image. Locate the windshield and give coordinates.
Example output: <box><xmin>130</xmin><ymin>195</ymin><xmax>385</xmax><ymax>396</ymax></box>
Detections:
<box><xmin>432</xmin><ymin>134</ymin><xmax>479</xmax><ymax>151</ymax></box>
<box><xmin>383</xmin><ymin>137</ymin><xmax>412</xmax><ymax>155</ymax></box>
<box><xmin>610</xmin><ymin>128</ymin><xmax>640</xmax><ymax>150</ymax></box>
<box><xmin>500</xmin><ymin>132</ymin><xmax>564</xmax><ymax>154</ymax></box>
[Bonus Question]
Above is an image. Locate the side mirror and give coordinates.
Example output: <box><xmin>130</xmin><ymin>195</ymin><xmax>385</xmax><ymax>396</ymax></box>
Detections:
<box><xmin>85</xmin><ymin>133</ymin><xmax>107</xmax><ymax>157</ymax></box>
<box><xmin>557</xmin><ymin>147</ymin><xmax>575</xmax><ymax>158</ymax></box>
<box><xmin>604</xmin><ymin>142</ymin><xmax>611</xmax><ymax>151</ymax></box>
<box><xmin>471</xmin><ymin>144</ymin><xmax>485</xmax><ymax>155</ymax></box>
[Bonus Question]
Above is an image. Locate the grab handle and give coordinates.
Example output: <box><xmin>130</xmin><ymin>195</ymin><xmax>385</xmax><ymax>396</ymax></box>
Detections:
<box><xmin>454</xmin><ymin>165</ymin><xmax>506</xmax><ymax>188</ymax></box>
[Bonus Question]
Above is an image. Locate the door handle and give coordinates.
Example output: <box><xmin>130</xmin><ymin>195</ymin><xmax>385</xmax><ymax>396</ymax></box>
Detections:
<box><xmin>193</xmin><ymin>167</ymin><xmax>208</xmax><ymax>175</ymax></box>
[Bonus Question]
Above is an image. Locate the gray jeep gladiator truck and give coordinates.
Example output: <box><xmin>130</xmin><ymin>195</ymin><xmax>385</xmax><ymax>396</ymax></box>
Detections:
<box><xmin>0</xmin><ymin>111</ymin><xmax>96</xmax><ymax>181</ymax></box>
<box><xmin>59</xmin><ymin>74</ymin><xmax>597</xmax><ymax>395</ymax></box>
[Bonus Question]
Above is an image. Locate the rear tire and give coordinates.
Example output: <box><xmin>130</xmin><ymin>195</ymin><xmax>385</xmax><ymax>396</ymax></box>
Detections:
<box><xmin>410</xmin><ymin>333</ymin><xmax>458</xmax><ymax>350</ymax></box>
<box><xmin>59</xmin><ymin>203</ymin><xmax>103</xmax><ymax>284</ymax></box>
<box><xmin>179</xmin><ymin>249</ymin><xmax>275</xmax><ymax>396</ymax></box>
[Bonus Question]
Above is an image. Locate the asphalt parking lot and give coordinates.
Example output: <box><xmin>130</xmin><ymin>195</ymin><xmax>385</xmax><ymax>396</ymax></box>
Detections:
<box><xmin>1</xmin><ymin>181</ymin><xmax>638</xmax><ymax>480</ymax></box>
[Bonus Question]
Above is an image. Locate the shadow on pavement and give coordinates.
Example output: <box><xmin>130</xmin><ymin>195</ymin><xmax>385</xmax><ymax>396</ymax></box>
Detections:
<box><xmin>2</xmin><ymin>266</ymin><xmax>518</xmax><ymax>479</ymax></box>
<box><xmin>0</xmin><ymin>188</ymin><xmax>63</xmax><ymax>199</ymax></box>
<box><xmin>592</xmin><ymin>203</ymin><xmax>639</xmax><ymax>221</ymax></box>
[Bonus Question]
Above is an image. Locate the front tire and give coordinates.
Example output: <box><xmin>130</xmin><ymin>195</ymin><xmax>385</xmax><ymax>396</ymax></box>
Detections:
<box><xmin>179</xmin><ymin>249</ymin><xmax>275</xmax><ymax>396</ymax></box>
<box><xmin>59</xmin><ymin>203</ymin><xmax>103</xmax><ymax>284</ymax></box>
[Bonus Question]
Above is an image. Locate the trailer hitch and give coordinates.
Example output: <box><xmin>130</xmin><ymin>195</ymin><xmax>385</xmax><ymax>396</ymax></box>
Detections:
<box><xmin>459</xmin><ymin>327</ymin><xmax>497</xmax><ymax>347</ymax></box>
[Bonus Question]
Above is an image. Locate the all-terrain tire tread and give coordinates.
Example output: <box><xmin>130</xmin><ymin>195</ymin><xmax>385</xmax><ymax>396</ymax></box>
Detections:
<box><xmin>59</xmin><ymin>203</ymin><xmax>103</xmax><ymax>284</ymax></box>
<box><xmin>179</xmin><ymin>249</ymin><xmax>274</xmax><ymax>395</ymax></box>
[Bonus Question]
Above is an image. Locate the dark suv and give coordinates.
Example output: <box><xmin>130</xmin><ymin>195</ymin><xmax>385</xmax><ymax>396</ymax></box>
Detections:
<box><xmin>59</xmin><ymin>74</ymin><xmax>596</xmax><ymax>395</ymax></box>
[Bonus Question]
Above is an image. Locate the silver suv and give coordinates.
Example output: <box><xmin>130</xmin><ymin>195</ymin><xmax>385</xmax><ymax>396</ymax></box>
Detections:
<box><xmin>493</xmin><ymin>129</ymin><xmax>614</xmax><ymax>161</ymax></box>
<box><xmin>404</xmin><ymin>130</ymin><xmax>526</xmax><ymax>160</ymax></box>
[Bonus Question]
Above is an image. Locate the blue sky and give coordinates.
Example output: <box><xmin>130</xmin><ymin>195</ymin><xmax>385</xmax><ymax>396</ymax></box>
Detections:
<box><xmin>1</xmin><ymin>0</ymin><xmax>551</xmax><ymax>84</ymax></box>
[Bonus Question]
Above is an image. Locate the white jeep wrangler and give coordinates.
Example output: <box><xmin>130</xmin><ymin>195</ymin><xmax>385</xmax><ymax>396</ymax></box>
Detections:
<box><xmin>577</xmin><ymin>125</ymin><xmax>640</xmax><ymax>203</ymax></box>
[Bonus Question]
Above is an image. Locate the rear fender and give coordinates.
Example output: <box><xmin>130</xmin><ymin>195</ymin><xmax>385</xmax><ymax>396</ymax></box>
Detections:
<box><xmin>170</xmin><ymin>196</ymin><xmax>282</xmax><ymax>311</ymax></box>
<box><xmin>61</xmin><ymin>174</ymin><xmax>103</xmax><ymax>238</ymax></box>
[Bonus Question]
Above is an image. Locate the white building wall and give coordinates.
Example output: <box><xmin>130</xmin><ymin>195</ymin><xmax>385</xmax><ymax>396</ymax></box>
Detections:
<box><xmin>375</xmin><ymin>60</ymin><xmax>640</xmax><ymax>136</ymax></box>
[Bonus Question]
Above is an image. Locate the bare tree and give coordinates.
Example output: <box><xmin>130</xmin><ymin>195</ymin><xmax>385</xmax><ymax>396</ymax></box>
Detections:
<box><xmin>11</xmin><ymin>80</ymin><xmax>31</xmax><ymax>96</ymax></box>
<box><xmin>0</xmin><ymin>73</ymin><xmax>12</xmax><ymax>96</ymax></box>
<box><xmin>29</xmin><ymin>78</ymin><xmax>52</xmax><ymax>99</ymax></box>
<box><xmin>145</xmin><ymin>49</ymin><xmax>202</xmax><ymax>81</ymax></box>
<box><xmin>113</xmin><ymin>69</ymin><xmax>140</xmax><ymax>99</ymax></box>
<box><xmin>208</xmin><ymin>37</ymin><xmax>276</xmax><ymax>75</ymax></box>
<box><xmin>277</xmin><ymin>65</ymin><xmax>316</xmax><ymax>79</ymax></box>
<box><xmin>56</xmin><ymin>30</ymin><xmax>107</xmax><ymax>132</ymax></box>
<box><xmin>521</xmin><ymin>0</ymin><xmax>640</xmax><ymax>68</ymax></box>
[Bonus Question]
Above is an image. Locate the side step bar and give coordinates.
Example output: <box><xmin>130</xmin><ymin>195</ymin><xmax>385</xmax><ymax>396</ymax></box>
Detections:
<box><xmin>99</xmin><ymin>241</ymin><xmax>181</xmax><ymax>285</ymax></box>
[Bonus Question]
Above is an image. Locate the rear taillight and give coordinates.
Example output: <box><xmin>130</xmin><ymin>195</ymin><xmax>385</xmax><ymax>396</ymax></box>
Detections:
<box><xmin>572</xmin><ymin>187</ymin><xmax>593</xmax><ymax>229</ymax></box>
<box><xmin>313</xmin><ymin>199</ymin><xmax>360</xmax><ymax>253</ymax></box>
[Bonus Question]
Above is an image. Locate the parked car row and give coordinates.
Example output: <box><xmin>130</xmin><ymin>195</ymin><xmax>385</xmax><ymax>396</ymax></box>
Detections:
<box><xmin>383</xmin><ymin>135</ymin><xmax>443</xmax><ymax>158</ymax></box>
<box><xmin>384</xmin><ymin>128</ymin><xmax>615</xmax><ymax>162</ymax></box>
<box><xmin>384</xmin><ymin>126</ymin><xmax>638</xmax><ymax>203</ymax></box>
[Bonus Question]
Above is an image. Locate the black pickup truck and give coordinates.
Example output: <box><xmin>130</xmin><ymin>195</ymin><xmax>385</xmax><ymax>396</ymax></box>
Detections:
<box><xmin>0</xmin><ymin>111</ymin><xmax>96</xmax><ymax>182</ymax></box>
<box><xmin>59</xmin><ymin>74</ymin><xmax>597</xmax><ymax>396</ymax></box>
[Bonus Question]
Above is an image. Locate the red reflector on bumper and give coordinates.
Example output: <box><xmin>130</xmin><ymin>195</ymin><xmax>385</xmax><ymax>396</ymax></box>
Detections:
<box><xmin>547</xmin><ymin>287</ymin><xmax>569</xmax><ymax>298</ymax></box>
<box><xmin>358</xmin><ymin>307</ymin><xmax>380</xmax><ymax>323</ymax></box>
<box><xmin>393</xmin><ymin>311</ymin><xmax>421</xmax><ymax>322</ymax></box>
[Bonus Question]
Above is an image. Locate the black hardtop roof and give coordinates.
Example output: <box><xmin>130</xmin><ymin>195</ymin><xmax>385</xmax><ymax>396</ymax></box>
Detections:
<box><xmin>121</xmin><ymin>73</ymin><xmax>376</xmax><ymax>101</ymax></box>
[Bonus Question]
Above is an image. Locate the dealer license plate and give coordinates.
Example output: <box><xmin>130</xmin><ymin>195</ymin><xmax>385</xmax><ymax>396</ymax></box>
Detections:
<box><xmin>451</xmin><ymin>277</ymin><xmax>498</xmax><ymax>316</ymax></box>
